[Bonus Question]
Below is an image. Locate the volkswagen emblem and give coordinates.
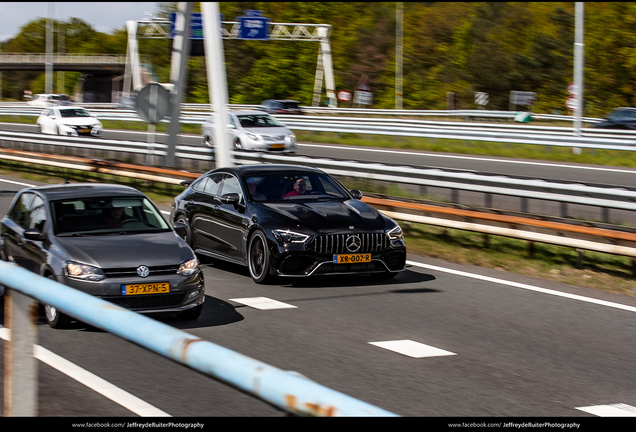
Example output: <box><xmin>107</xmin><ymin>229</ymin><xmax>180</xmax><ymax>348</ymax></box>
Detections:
<box><xmin>137</xmin><ymin>265</ymin><xmax>150</xmax><ymax>278</ymax></box>
<box><xmin>346</xmin><ymin>235</ymin><xmax>362</xmax><ymax>252</ymax></box>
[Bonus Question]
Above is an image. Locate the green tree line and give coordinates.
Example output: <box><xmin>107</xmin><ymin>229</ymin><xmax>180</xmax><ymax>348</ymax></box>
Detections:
<box><xmin>1</xmin><ymin>2</ymin><xmax>635</xmax><ymax>117</ymax></box>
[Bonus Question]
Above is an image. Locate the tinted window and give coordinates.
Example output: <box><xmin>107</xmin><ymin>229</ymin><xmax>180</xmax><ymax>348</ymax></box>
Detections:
<box><xmin>9</xmin><ymin>192</ymin><xmax>35</xmax><ymax>228</ymax></box>
<box><xmin>27</xmin><ymin>196</ymin><xmax>47</xmax><ymax>231</ymax></box>
<box><xmin>60</xmin><ymin>108</ymin><xmax>91</xmax><ymax>118</ymax></box>
<box><xmin>237</xmin><ymin>114</ymin><xmax>282</xmax><ymax>128</ymax></box>
<box><xmin>221</xmin><ymin>175</ymin><xmax>243</xmax><ymax>200</ymax></box>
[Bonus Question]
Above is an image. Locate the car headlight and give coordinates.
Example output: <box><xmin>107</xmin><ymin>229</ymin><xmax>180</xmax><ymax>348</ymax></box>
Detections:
<box><xmin>289</xmin><ymin>133</ymin><xmax>296</xmax><ymax>143</ymax></box>
<box><xmin>177</xmin><ymin>257</ymin><xmax>200</xmax><ymax>276</ymax></box>
<box><xmin>272</xmin><ymin>229</ymin><xmax>310</xmax><ymax>244</ymax></box>
<box><xmin>247</xmin><ymin>133</ymin><xmax>259</xmax><ymax>141</ymax></box>
<box><xmin>65</xmin><ymin>261</ymin><xmax>105</xmax><ymax>281</ymax></box>
<box><xmin>387</xmin><ymin>225</ymin><xmax>403</xmax><ymax>240</ymax></box>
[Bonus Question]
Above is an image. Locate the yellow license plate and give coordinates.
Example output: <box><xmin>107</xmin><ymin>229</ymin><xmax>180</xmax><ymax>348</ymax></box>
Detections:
<box><xmin>79</xmin><ymin>129</ymin><xmax>90</xmax><ymax>133</ymax></box>
<box><xmin>270</xmin><ymin>144</ymin><xmax>285</xmax><ymax>149</ymax></box>
<box><xmin>122</xmin><ymin>282</ymin><xmax>169</xmax><ymax>295</ymax></box>
<box><xmin>333</xmin><ymin>253</ymin><xmax>371</xmax><ymax>264</ymax></box>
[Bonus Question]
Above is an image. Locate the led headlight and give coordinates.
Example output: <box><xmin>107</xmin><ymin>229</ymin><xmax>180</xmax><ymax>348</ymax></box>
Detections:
<box><xmin>272</xmin><ymin>229</ymin><xmax>310</xmax><ymax>244</ymax></box>
<box><xmin>387</xmin><ymin>225</ymin><xmax>404</xmax><ymax>240</ymax></box>
<box><xmin>177</xmin><ymin>257</ymin><xmax>200</xmax><ymax>276</ymax></box>
<box><xmin>65</xmin><ymin>261</ymin><xmax>105</xmax><ymax>281</ymax></box>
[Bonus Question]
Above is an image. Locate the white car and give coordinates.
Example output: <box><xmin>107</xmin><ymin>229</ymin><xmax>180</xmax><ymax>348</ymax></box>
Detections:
<box><xmin>36</xmin><ymin>106</ymin><xmax>103</xmax><ymax>137</ymax></box>
<box><xmin>27</xmin><ymin>93</ymin><xmax>73</xmax><ymax>107</ymax></box>
<box><xmin>201</xmin><ymin>110</ymin><xmax>297</xmax><ymax>155</ymax></box>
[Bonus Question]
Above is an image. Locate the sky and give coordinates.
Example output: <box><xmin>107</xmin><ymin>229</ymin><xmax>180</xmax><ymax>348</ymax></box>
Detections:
<box><xmin>0</xmin><ymin>2</ymin><xmax>161</xmax><ymax>42</ymax></box>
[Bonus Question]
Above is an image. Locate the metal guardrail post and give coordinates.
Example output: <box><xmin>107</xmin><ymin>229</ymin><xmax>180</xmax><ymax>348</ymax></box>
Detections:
<box><xmin>4</xmin><ymin>289</ymin><xmax>39</xmax><ymax>416</ymax></box>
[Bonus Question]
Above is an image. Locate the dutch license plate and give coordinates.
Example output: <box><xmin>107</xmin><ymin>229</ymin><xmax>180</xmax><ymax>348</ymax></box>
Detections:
<box><xmin>122</xmin><ymin>282</ymin><xmax>169</xmax><ymax>295</ymax></box>
<box><xmin>333</xmin><ymin>253</ymin><xmax>371</xmax><ymax>264</ymax></box>
<box><xmin>79</xmin><ymin>128</ymin><xmax>90</xmax><ymax>133</ymax></box>
<box><xmin>270</xmin><ymin>144</ymin><xmax>285</xmax><ymax>149</ymax></box>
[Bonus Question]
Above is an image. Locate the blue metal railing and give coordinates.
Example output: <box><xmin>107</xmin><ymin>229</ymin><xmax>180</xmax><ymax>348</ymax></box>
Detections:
<box><xmin>0</xmin><ymin>260</ymin><xmax>398</xmax><ymax>416</ymax></box>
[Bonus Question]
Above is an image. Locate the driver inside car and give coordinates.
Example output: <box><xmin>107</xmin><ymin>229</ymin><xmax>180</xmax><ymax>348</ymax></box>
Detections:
<box><xmin>104</xmin><ymin>206</ymin><xmax>132</xmax><ymax>228</ymax></box>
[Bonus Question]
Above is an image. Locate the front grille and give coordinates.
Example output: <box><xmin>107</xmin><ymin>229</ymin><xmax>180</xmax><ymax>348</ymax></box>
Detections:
<box><xmin>309</xmin><ymin>233</ymin><xmax>389</xmax><ymax>254</ymax></box>
<box><xmin>104</xmin><ymin>293</ymin><xmax>186</xmax><ymax>310</ymax></box>
<box><xmin>103</xmin><ymin>264</ymin><xmax>180</xmax><ymax>278</ymax></box>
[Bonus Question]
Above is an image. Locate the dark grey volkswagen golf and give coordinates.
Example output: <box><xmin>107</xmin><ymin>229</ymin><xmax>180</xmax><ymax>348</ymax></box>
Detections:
<box><xmin>0</xmin><ymin>183</ymin><xmax>204</xmax><ymax>328</ymax></box>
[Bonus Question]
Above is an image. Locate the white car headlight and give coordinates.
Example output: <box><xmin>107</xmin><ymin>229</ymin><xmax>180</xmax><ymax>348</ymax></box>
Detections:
<box><xmin>65</xmin><ymin>261</ymin><xmax>105</xmax><ymax>281</ymax></box>
<box><xmin>272</xmin><ymin>229</ymin><xmax>310</xmax><ymax>244</ymax></box>
<box><xmin>387</xmin><ymin>225</ymin><xmax>403</xmax><ymax>240</ymax></box>
<box><xmin>177</xmin><ymin>257</ymin><xmax>200</xmax><ymax>276</ymax></box>
<box><xmin>247</xmin><ymin>133</ymin><xmax>259</xmax><ymax>141</ymax></box>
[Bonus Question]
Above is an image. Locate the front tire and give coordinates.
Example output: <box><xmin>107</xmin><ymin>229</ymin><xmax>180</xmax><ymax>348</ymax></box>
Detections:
<box><xmin>233</xmin><ymin>138</ymin><xmax>243</xmax><ymax>150</ymax></box>
<box><xmin>247</xmin><ymin>230</ymin><xmax>271</xmax><ymax>284</ymax></box>
<box><xmin>44</xmin><ymin>274</ymin><xmax>72</xmax><ymax>328</ymax></box>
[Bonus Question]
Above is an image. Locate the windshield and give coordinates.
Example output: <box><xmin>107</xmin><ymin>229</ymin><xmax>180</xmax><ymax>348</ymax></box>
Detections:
<box><xmin>52</xmin><ymin>196</ymin><xmax>171</xmax><ymax>236</ymax></box>
<box><xmin>243</xmin><ymin>172</ymin><xmax>350</xmax><ymax>202</ymax></box>
<box><xmin>237</xmin><ymin>114</ymin><xmax>283</xmax><ymax>128</ymax></box>
<box><xmin>60</xmin><ymin>108</ymin><xmax>91</xmax><ymax>118</ymax></box>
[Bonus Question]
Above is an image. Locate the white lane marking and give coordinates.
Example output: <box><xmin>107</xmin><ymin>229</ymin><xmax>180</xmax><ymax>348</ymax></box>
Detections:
<box><xmin>576</xmin><ymin>404</ymin><xmax>636</xmax><ymax>417</ymax></box>
<box><xmin>406</xmin><ymin>260</ymin><xmax>636</xmax><ymax>314</ymax></box>
<box><xmin>0</xmin><ymin>178</ymin><xmax>36</xmax><ymax>187</ymax></box>
<box><xmin>0</xmin><ymin>326</ymin><xmax>170</xmax><ymax>417</ymax></box>
<box><xmin>369</xmin><ymin>340</ymin><xmax>456</xmax><ymax>358</ymax></box>
<box><xmin>229</xmin><ymin>297</ymin><xmax>297</xmax><ymax>310</ymax></box>
<box><xmin>300</xmin><ymin>143</ymin><xmax>636</xmax><ymax>174</ymax></box>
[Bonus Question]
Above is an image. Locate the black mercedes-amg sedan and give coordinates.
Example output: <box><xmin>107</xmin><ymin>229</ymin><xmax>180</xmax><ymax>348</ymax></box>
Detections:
<box><xmin>0</xmin><ymin>183</ymin><xmax>204</xmax><ymax>328</ymax></box>
<box><xmin>170</xmin><ymin>164</ymin><xmax>406</xmax><ymax>284</ymax></box>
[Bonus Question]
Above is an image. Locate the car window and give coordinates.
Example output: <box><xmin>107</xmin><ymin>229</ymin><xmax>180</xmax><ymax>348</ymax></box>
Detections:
<box><xmin>237</xmin><ymin>114</ymin><xmax>282</xmax><ymax>128</ymax></box>
<box><xmin>9</xmin><ymin>192</ymin><xmax>35</xmax><ymax>228</ymax></box>
<box><xmin>60</xmin><ymin>108</ymin><xmax>91</xmax><ymax>118</ymax></box>
<box><xmin>282</xmin><ymin>101</ymin><xmax>299</xmax><ymax>109</ymax></box>
<box><xmin>220</xmin><ymin>175</ymin><xmax>244</xmax><ymax>203</ymax></box>
<box><xmin>26</xmin><ymin>195</ymin><xmax>47</xmax><ymax>231</ymax></box>
<box><xmin>52</xmin><ymin>196</ymin><xmax>170</xmax><ymax>235</ymax></box>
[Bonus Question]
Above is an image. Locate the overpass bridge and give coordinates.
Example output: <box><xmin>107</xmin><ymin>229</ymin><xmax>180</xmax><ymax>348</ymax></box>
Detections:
<box><xmin>0</xmin><ymin>53</ymin><xmax>126</xmax><ymax>73</ymax></box>
<box><xmin>0</xmin><ymin>53</ymin><xmax>146</xmax><ymax>103</ymax></box>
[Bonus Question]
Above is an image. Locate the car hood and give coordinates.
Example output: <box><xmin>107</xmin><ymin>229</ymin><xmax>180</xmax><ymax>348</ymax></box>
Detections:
<box><xmin>243</xmin><ymin>126</ymin><xmax>291</xmax><ymax>136</ymax></box>
<box><xmin>60</xmin><ymin>117</ymin><xmax>101</xmax><ymax>126</ymax></box>
<box><xmin>54</xmin><ymin>231</ymin><xmax>192</xmax><ymax>268</ymax></box>
<box><xmin>257</xmin><ymin>199</ymin><xmax>387</xmax><ymax>231</ymax></box>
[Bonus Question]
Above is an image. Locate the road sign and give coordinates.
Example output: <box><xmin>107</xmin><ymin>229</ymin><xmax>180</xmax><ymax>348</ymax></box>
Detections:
<box><xmin>566</xmin><ymin>82</ymin><xmax>579</xmax><ymax>96</ymax></box>
<box><xmin>136</xmin><ymin>83</ymin><xmax>170</xmax><ymax>124</ymax></box>
<box><xmin>239</xmin><ymin>16</ymin><xmax>270</xmax><ymax>40</ymax></box>
<box><xmin>565</xmin><ymin>97</ymin><xmax>578</xmax><ymax>111</ymax></box>
<box><xmin>475</xmin><ymin>92</ymin><xmax>489</xmax><ymax>106</ymax></box>
<box><xmin>510</xmin><ymin>91</ymin><xmax>536</xmax><ymax>106</ymax></box>
<box><xmin>337</xmin><ymin>90</ymin><xmax>352</xmax><ymax>102</ymax></box>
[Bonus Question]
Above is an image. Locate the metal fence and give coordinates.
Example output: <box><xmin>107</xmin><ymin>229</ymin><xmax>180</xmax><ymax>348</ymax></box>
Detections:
<box><xmin>0</xmin><ymin>260</ymin><xmax>398</xmax><ymax>417</ymax></box>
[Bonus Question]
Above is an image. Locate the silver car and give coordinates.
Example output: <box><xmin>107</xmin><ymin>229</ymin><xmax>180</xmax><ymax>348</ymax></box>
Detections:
<box><xmin>201</xmin><ymin>110</ymin><xmax>297</xmax><ymax>155</ymax></box>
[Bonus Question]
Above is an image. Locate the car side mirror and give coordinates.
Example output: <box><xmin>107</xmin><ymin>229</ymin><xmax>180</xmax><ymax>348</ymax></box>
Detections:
<box><xmin>218</xmin><ymin>193</ymin><xmax>241</xmax><ymax>205</ymax></box>
<box><xmin>350</xmin><ymin>189</ymin><xmax>363</xmax><ymax>199</ymax></box>
<box><xmin>24</xmin><ymin>228</ymin><xmax>45</xmax><ymax>242</ymax></box>
<box><xmin>180</xmin><ymin>180</ymin><xmax>193</xmax><ymax>187</ymax></box>
<box><xmin>173</xmin><ymin>221</ymin><xmax>188</xmax><ymax>237</ymax></box>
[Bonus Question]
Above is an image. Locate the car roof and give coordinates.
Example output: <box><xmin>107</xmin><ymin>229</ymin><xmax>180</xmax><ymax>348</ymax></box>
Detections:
<box><xmin>20</xmin><ymin>183</ymin><xmax>146</xmax><ymax>201</ymax></box>
<box><xmin>210</xmin><ymin>164</ymin><xmax>326</xmax><ymax>177</ymax></box>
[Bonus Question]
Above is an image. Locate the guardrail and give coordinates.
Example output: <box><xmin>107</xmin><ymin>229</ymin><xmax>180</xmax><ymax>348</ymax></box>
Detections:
<box><xmin>0</xmin><ymin>261</ymin><xmax>397</xmax><ymax>417</ymax></box>
<box><xmin>2</xmin><ymin>136</ymin><xmax>636</xmax><ymax>222</ymax></box>
<box><xmin>2</xmin><ymin>147</ymin><xmax>636</xmax><ymax>264</ymax></box>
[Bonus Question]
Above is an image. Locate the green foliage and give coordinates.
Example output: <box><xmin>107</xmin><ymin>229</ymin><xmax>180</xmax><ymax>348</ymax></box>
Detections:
<box><xmin>1</xmin><ymin>2</ymin><xmax>636</xmax><ymax>117</ymax></box>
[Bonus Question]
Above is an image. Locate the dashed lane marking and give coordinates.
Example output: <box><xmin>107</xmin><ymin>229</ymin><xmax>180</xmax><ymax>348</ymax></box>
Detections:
<box><xmin>576</xmin><ymin>404</ymin><xmax>636</xmax><ymax>417</ymax></box>
<box><xmin>369</xmin><ymin>340</ymin><xmax>456</xmax><ymax>358</ymax></box>
<box><xmin>229</xmin><ymin>297</ymin><xmax>297</xmax><ymax>310</ymax></box>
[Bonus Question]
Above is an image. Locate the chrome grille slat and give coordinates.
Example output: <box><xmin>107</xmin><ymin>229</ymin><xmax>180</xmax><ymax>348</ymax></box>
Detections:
<box><xmin>310</xmin><ymin>233</ymin><xmax>388</xmax><ymax>254</ymax></box>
